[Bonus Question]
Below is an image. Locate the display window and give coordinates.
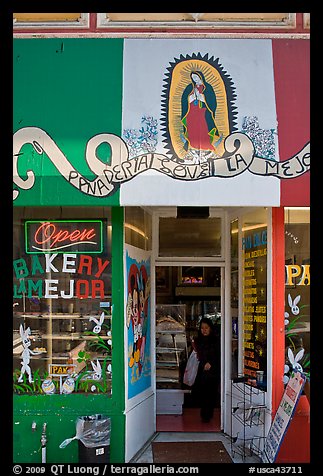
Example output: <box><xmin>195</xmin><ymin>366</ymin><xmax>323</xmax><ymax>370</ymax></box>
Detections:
<box><xmin>231</xmin><ymin>208</ymin><xmax>268</xmax><ymax>389</ymax></box>
<box><xmin>125</xmin><ymin>207</ymin><xmax>152</xmax><ymax>251</ymax></box>
<box><xmin>158</xmin><ymin>216</ymin><xmax>222</xmax><ymax>258</ymax></box>
<box><xmin>284</xmin><ymin>208</ymin><xmax>310</xmax><ymax>385</ymax></box>
<box><xmin>13</xmin><ymin>207</ymin><xmax>113</xmax><ymax>395</ymax></box>
<box><xmin>230</xmin><ymin>218</ymin><xmax>239</xmax><ymax>379</ymax></box>
<box><xmin>241</xmin><ymin>209</ymin><xmax>268</xmax><ymax>386</ymax></box>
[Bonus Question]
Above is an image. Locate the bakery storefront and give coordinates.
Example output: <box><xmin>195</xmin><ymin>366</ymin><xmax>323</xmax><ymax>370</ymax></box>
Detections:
<box><xmin>13</xmin><ymin>37</ymin><xmax>310</xmax><ymax>463</ymax></box>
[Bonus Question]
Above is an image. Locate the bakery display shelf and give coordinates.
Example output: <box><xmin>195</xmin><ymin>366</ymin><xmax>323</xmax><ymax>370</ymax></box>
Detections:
<box><xmin>156</xmin><ymin>346</ymin><xmax>184</xmax><ymax>352</ymax></box>
<box><xmin>156</xmin><ymin>361</ymin><xmax>180</xmax><ymax>367</ymax></box>
<box><xmin>155</xmin><ymin>304</ymin><xmax>188</xmax><ymax>390</ymax></box>
<box><xmin>156</xmin><ymin>376</ymin><xmax>180</xmax><ymax>383</ymax></box>
<box><xmin>18</xmin><ymin>313</ymin><xmax>111</xmax><ymax>320</ymax></box>
<box><xmin>39</xmin><ymin>333</ymin><xmax>111</xmax><ymax>340</ymax></box>
<box><xmin>156</xmin><ymin>329</ymin><xmax>186</xmax><ymax>334</ymax></box>
<box><xmin>27</xmin><ymin>352</ymin><xmax>111</xmax><ymax>361</ymax></box>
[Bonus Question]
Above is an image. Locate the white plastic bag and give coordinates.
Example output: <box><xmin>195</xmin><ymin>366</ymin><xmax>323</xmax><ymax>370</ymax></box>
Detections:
<box><xmin>59</xmin><ymin>414</ymin><xmax>110</xmax><ymax>449</ymax></box>
<box><xmin>183</xmin><ymin>350</ymin><xmax>199</xmax><ymax>386</ymax></box>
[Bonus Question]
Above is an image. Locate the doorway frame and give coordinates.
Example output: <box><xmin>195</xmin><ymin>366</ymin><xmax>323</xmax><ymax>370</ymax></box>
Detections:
<box><xmin>151</xmin><ymin>207</ymin><xmax>228</xmax><ymax>431</ymax></box>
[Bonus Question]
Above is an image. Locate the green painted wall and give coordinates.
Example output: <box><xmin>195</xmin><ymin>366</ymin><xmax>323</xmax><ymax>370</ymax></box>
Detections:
<box><xmin>13</xmin><ymin>394</ymin><xmax>125</xmax><ymax>463</ymax></box>
<box><xmin>13</xmin><ymin>39</ymin><xmax>127</xmax><ymax>463</ymax></box>
<box><xmin>13</xmin><ymin>38</ymin><xmax>123</xmax><ymax>206</ymax></box>
<box><xmin>13</xmin><ymin>207</ymin><xmax>126</xmax><ymax>463</ymax></box>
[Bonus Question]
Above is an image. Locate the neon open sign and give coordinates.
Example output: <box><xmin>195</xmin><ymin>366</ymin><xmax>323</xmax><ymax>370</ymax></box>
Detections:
<box><xmin>25</xmin><ymin>220</ymin><xmax>103</xmax><ymax>254</ymax></box>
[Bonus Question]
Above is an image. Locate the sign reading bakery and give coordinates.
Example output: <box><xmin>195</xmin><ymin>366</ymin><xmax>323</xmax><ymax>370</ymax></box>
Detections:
<box><xmin>13</xmin><ymin>253</ymin><xmax>110</xmax><ymax>299</ymax></box>
<box><xmin>13</xmin><ymin>220</ymin><xmax>109</xmax><ymax>300</ymax></box>
<box><xmin>25</xmin><ymin>220</ymin><xmax>103</xmax><ymax>254</ymax></box>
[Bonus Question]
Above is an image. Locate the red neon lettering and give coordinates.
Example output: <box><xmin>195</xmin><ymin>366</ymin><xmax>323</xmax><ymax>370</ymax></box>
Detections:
<box><xmin>52</xmin><ymin>230</ymin><xmax>69</xmax><ymax>247</ymax></box>
<box><xmin>34</xmin><ymin>223</ymin><xmax>55</xmax><ymax>245</ymax></box>
<box><xmin>33</xmin><ymin>223</ymin><xmax>97</xmax><ymax>250</ymax></box>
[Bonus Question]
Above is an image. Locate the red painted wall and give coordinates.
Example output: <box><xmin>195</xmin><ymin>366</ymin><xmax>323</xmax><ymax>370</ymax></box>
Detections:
<box><xmin>271</xmin><ymin>208</ymin><xmax>310</xmax><ymax>463</ymax></box>
<box><xmin>271</xmin><ymin>207</ymin><xmax>285</xmax><ymax>413</ymax></box>
<box><xmin>272</xmin><ymin>40</ymin><xmax>310</xmax><ymax>206</ymax></box>
<box><xmin>271</xmin><ymin>40</ymin><xmax>310</xmax><ymax>457</ymax></box>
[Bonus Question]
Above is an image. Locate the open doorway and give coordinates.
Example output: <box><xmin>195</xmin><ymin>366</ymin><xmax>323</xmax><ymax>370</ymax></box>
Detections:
<box><xmin>155</xmin><ymin>265</ymin><xmax>222</xmax><ymax>432</ymax></box>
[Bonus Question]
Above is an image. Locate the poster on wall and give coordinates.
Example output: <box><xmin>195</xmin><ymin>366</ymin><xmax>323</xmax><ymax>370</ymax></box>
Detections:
<box><xmin>242</xmin><ymin>226</ymin><xmax>267</xmax><ymax>387</ymax></box>
<box><xmin>125</xmin><ymin>245</ymin><xmax>151</xmax><ymax>399</ymax></box>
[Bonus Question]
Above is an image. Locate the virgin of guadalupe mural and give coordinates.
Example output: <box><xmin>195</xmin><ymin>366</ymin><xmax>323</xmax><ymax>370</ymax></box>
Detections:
<box><xmin>181</xmin><ymin>71</ymin><xmax>221</xmax><ymax>154</ymax></box>
<box><xmin>161</xmin><ymin>53</ymin><xmax>237</xmax><ymax>163</ymax></box>
<box><xmin>13</xmin><ymin>50</ymin><xmax>310</xmax><ymax>203</ymax></box>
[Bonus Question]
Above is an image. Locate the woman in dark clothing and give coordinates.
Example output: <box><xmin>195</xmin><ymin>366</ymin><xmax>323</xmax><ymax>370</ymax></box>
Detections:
<box><xmin>191</xmin><ymin>317</ymin><xmax>220</xmax><ymax>422</ymax></box>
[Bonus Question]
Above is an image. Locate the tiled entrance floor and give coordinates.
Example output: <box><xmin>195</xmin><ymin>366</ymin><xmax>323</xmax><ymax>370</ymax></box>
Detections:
<box><xmin>130</xmin><ymin>431</ymin><xmax>262</xmax><ymax>464</ymax></box>
<box><xmin>157</xmin><ymin>407</ymin><xmax>221</xmax><ymax>432</ymax></box>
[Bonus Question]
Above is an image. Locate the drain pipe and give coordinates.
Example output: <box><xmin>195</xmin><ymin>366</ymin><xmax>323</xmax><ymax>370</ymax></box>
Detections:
<box><xmin>41</xmin><ymin>423</ymin><xmax>47</xmax><ymax>463</ymax></box>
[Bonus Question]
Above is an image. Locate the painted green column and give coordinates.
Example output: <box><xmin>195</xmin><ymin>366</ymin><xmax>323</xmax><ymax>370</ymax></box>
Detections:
<box><xmin>13</xmin><ymin>38</ymin><xmax>123</xmax><ymax>206</ymax></box>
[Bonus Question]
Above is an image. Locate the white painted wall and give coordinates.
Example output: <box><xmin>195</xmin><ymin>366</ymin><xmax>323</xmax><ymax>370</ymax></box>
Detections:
<box><xmin>125</xmin><ymin>393</ymin><xmax>155</xmax><ymax>462</ymax></box>
<box><xmin>124</xmin><ymin>244</ymin><xmax>156</xmax><ymax>462</ymax></box>
<box><xmin>121</xmin><ymin>38</ymin><xmax>280</xmax><ymax>207</ymax></box>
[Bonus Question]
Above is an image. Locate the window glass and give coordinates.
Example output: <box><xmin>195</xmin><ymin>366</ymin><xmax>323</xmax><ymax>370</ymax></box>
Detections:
<box><xmin>125</xmin><ymin>207</ymin><xmax>152</xmax><ymax>251</ymax></box>
<box><xmin>159</xmin><ymin>217</ymin><xmax>221</xmax><ymax>257</ymax></box>
<box><xmin>241</xmin><ymin>208</ymin><xmax>268</xmax><ymax>388</ymax></box>
<box><xmin>230</xmin><ymin>218</ymin><xmax>239</xmax><ymax>378</ymax></box>
<box><xmin>284</xmin><ymin>208</ymin><xmax>310</xmax><ymax>385</ymax></box>
<box><xmin>106</xmin><ymin>13</ymin><xmax>195</xmax><ymax>22</ymax></box>
<box><xmin>303</xmin><ymin>13</ymin><xmax>310</xmax><ymax>29</ymax></box>
<box><xmin>14</xmin><ymin>13</ymin><xmax>81</xmax><ymax>22</ymax></box>
<box><xmin>201</xmin><ymin>13</ymin><xmax>290</xmax><ymax>22</ymax></box>
<box><xmin>103</xmin><ymin>13</ymin><xmax>292</xmax><ymax>25</ymax></box>
<box><xmin>13</xmin><ymin>207</ymin><xmax>112</xmax><ymax>395</ymax></box>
